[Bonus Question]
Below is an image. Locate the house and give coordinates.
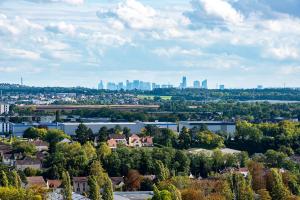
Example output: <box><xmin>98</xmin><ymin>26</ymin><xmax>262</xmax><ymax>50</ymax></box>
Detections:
<box><xmin>2</xmin><ymin>153</ymin><xmax>15</xmax><ymax>166</ymax></box>
<box><xmin>26</xmin><ymin>176</ymin><xmax>47</xmax><ymax>188</ymax></box>
<box><xmin>30</xmin><ymin>140</ymin><xmax>49</xmax><ymax>151</ymax></box>
<box><xmin>47</xmin><ymin>179</ymin><xmax>62</xmax><ymax>190</ymax></box>
<box><xmin>141</xmin><ymin>136</ymin><xmax>153</xmax><ymax>147</ymax></box>
<box><xmin>73</xmin><ymin>177</ymin><xmax>89</xmax><ymax>194</ymax></box>
<box><xmin>236</xmin><ymin>167</ymin><xmax>249</xmax><ymax>177</ymax></box>
<box><xmin>109</xmin><ymin>134</ymin><xmax>127</xmax><ymax>145</ymax></box>
<box><xmin>15</xmin><ymin>157</ymin><xmax>42</xmax><ymax>170</ymax></box>
<box><xmin>128</xmin><ymin>134</ymin><xmax>142</xmax><ymax>147</ymax></box>
<box><xmin>110</xmin><ymin>177</ymin><xmax>125</xmax><ymax>191</ymax></box>
<box><xmin>107</xmin><ymin>139</ymin><xmax>117</xmax><ymax>149</ymax></box>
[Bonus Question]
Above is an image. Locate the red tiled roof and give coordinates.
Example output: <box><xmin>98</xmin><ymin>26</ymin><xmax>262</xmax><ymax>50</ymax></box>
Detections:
<box><xmin>47</xmin><ymin>179</ymin><xmax>62</xmax><ymax>188</ymax></box>
<box><xmin>109</xmin><ymin>134</ymin><xmax>126</xmax><ymax>140</ymax></box>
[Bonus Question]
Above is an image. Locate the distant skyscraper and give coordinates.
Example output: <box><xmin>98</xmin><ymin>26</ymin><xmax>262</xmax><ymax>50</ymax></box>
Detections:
<box><xmin>107</xmin><ymin>82</ymin><xmax>117</xmax><ymax>90</ymax></box>
<box><xmin>193</xmin><ymin>80</ymin><xmax>201</xmax><ymax>88</ymax></box>
<box><xmin>219</xmin><ymin>85</ymin><xmax>225</xmax><ymax>90</ymax></box>
<box><xmin>133</xmin><ymin>80</ymin><xmax>140</xmax><ymax>90</ymax></box>
<box><xmin>98</xmin><ymin>80</ymin><xmax>104</xmax><ymax>90</ymax></box>
<box><xmin>257</xmin><ymin>85</ymin><xmax>263</xmax><ymax>89</ymax></box>
<box><xmin>182</xmin><ymin>76</ymin><xmax>187</xmax><ymax>89</ymax></box>
<box><xmin>118</xmin><ymin>82</ymin><xmax>124</xmax><ymax>90</ymax></box>
<box><xmin>202</xmin><ymin>79</ymin><xmax>208</xmax><ymax>89</ymax></box>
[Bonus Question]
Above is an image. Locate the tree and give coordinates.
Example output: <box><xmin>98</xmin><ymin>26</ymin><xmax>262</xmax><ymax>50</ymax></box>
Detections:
<box><xmin>90</xmin><ymin>161</ymin><xmax>107</xmax><ymax>187</ymax></box>
<box><xmin>195</xmin><ymin>131</ymin><xmax>224</xmax><ymax>149</ymax></box>
<box><xmin>231</xmin><ymin>173</ymin><xmax>254</xmax><ymax>200</ymax></box>
<box><xmin>11</xmin><ymin>171</ymin><xmax>22</xmax><ymax>188</ymax></box>
<box><xmin>62</xmin><ymin>171</ymin><xmax>72</xmax><ymax>200</ymax></box>
<box><xmin>82</xmin><ymin>141</ymin><xmax>97</xmax><ymax>161</ymax></box>
<box><xmin>98</xmin><ymin>127</ymin><xmax>109</xmax><ymax>142</ymax></box>
<box><xmin>125</xmin><ymin>169</ymin><xmax>142</xmax><ymax>191</ymax></box>
<box><xmin>97</xmin><ymin>142</ymin><xmax>112</xmax><ymax>161</ymax></box>
<box><xmin>88</xmin><ymin>176</ymin><xmax>101</xmax><ymax>200</ymax></box>
<box><xmin>0</xmin><ymin>170</ymin><xmax>8</xmax><ymax>187</ymax></box>
<box><xmin>178</xmin><ymin>127</ymin><xmax>191</xmax><ymax>149</ymax></box>
<box><xmin>247</xmin><ymin>161</ymin><xmax>266</xmax><ymax>191</ymax></box>
<box><xmin>257</xmin><ymin>189</ymin><xmax>272</xmax><ymax>200</ymax></box>
<box><xmin>266</xmin><ymin>168</ymin><xmax>290</xmax><ymax>200</ymax></box>
<box><xmin>12</xmin><ymin>141</ymin><xmax>37</xmax><ymax>156</ymax></box>
<box><xmin>23</xmin><ymin>127</ymin><xmax>47</xmax><ymax>139</ymax></box>
<box><xmin>76</xmin><ymin>124</ymin><xmax>93</xmax><ymax>144</ymax></box>
<box><xmin>155</xmin><ymin>160</ymin><xmax>170</xmax><ymax>181</ymax></box>
<box><xmin>102</xmin><ymin>176</ymin><xmax>113</xmax><ymax>200</ymax></box>
<box><xmin>152</xmin><ymin>185</ymin><xmax>172</xmax><ymax>200</ymax></box>
<box><xmin>123</xmin><ymin>127</ymin><xmax>131</xmax><ymax>139</ymax></box>
<box><xmin>44</xmin><ymin>129</ymin><xmax>70</xmax><ymax>152</ymax></box>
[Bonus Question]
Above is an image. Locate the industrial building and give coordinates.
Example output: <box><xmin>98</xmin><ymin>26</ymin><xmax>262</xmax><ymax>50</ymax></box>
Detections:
<box><xmin>5</xmin><ymin>121</ymin><xmax>235</xmax><ymax>137</ymax></box>
<box><xmin>179</xmin><ymin>121</ymin><xmax>236</xmax><ymax>136</ymax></box>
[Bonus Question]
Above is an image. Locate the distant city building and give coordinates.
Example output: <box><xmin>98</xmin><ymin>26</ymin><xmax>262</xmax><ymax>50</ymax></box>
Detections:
<box><xmin>257</xmin><ymin>85</ymin><xmax>263</xmax><ymax>89</ymax></box>
<box><xmin>98</xmin><ymin>80</ymin><xmax>104</xmax><ymax>90</ymax></box>
<box><xmin>0</xmin><ymin>103</ymin><xmax>9</xmax><ymax>115</ymax></box>
<box><xmin>107</xmin><ymin>82</ymin><xmax>117</xmax><ymax>90</ymax></box>
<box><xmin>202</xmin><ymin>79</ymin><xmax>208</xmax><ymax>89</ymax></box>
<box><xmin>219</xmin><ymin>85</ymin><xmax>225</xmax><ymax>90</ymax></box>
<box><xmin>193</xmin><ymin>81</ymin><xmax>201</xmax><ymax>88</ymax></box>
<box><xmin>180</xmin><ymin>76</ymin><xmax>187</xmax><ymax>89</ymax></box>
<box><xmin>117</xmin><ymin>82</ymin><xmax>124</xmax><ymax>90</ymax></box>
<box><xmin>161</xmin><ymin>84</ymin><xmax>173</xmax><ymax>88</ymax></box>
<box><xmin>152</xmin><ymin>83</ymin><xmax>160</xmax><ymax>90</ymax></box>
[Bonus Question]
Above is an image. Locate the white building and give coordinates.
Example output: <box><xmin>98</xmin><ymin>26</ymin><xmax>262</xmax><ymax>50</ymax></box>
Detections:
<box><xmin>0</xmin><ymin>104</ymin><xmax>9</xmax><ymax>115</ymax></box>
<box><xmin>0</xmin><ymin>122</ymin><xmax>10</xmax><ymax>135</ymax></box>
<box><xmin>179</xmin><ymin>121</ymin><xmax>236</xmax><ymax>136</ymax></box>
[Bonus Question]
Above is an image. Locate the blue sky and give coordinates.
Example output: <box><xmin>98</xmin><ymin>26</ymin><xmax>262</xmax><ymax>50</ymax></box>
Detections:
<box><xmin>0</xmin><ymin>0</ymin><xmax>300</xmax><ymax>88</ymax></box>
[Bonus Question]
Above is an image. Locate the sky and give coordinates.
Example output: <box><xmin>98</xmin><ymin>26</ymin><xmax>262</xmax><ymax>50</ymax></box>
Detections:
<box><xmin>0</xmin><ymin>0</ymin><xmax>300</xmax><ymax>88</ymax></box>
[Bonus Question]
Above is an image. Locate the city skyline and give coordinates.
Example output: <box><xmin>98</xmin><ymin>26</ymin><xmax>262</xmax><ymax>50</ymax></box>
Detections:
<box><xmin>0</xmin><ymin>0</ymin><xmax>300</xmax><ymax>88</ymax></box>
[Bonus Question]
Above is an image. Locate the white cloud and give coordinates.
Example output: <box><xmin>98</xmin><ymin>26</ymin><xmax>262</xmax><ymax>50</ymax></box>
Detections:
<box><xmin>97</xmin><ymin>0</ymin><xmax>156</xmax><ymax>30</ymax></box>
<box><xmin>199</xmin><ymin>0</ymin><xmax>244</xmax><ymax>24</ymax></box>
<box><xmin>2</xmin><ymin>48</ymin><xmax>40</xmax><ymax>60</ymax></box>
<box><xmin>265</xmin><ymin>46</ymin><xmax>299</xmax><ymax>60</ymax></box>
<box><xmin>46</xmin><ymin>22</ymin><xmax>76</xmax><ymax>35</ymax></box>
<box><xmin>0</xmin><ymin>66</ymin><xmax>17</xmax><ymax>73</ymax></box>
<box><xmin>153</xmin><ymin>46</ymin><xmax>202</xmax><ymax>57</ymax></box>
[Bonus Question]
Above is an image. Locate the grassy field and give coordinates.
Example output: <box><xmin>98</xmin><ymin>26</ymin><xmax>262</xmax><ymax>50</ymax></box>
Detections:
<box><xmin>137</xmin><ymin>95</ymin><xmax>172</xmax><ymax>100</ymax></box>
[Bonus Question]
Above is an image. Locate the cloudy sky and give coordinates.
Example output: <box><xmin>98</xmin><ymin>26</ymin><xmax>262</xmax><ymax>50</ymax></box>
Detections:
<box><xmin>0</xmin><ymin>0</ymin><xmax>300</xmax><ymax>88</ymax></box>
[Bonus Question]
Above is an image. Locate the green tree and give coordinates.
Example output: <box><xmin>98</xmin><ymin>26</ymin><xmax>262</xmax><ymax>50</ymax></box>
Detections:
<box><xmin>98</xmin><ymin>127</ymin><xmax>109</xmax><ymax>142</ymax></box>
<box><xmin>0</xmin><ymin>170</ymin><xmax>8</xmax><ymax>187</ymax></box>
<box><xmin>90</xmin><ymin>160</ymin><xmax>107</xmax><ymax>187</ymax></box>
<box><xmin>178</xmin><ymin>127</ymin><xmax>191</xmax><ymax>149</ymax></box>
<box><xmin>62</xmin><ymin>171</ymin><xmax>72</xmax><ymax>200</ymax></box>
<box><xmin>88</xmin><ymin>176</ymin><xmax>101</xmax><ymax>200</ymax></box>
<box><xmin>83</xmin><ymin>141</ymin><xmax>97</xmax><ymax>161</ymax></box>
<box><xmin>97</xmin><ymin>142</ymin><xmax>112</xmax><ymax>161</ymax></box>
<box><xmin>267</xmin><ymin>168</ymin><xmax>290</xmax><ymax>200</ymax></box>
<box><xmin>257</xmin><ymin>189</ymin><xmax>272</xmax><ymax>200</ymax></box>
<box><xmin>155</xmin><ymin>160</ymin><xmax>170</xmax><ymax>181</ymax></box>
<box><xmin>231</xmin><ymin>173</ymin><xmax>254</xmax><ymax>200</ymax></box>
<box><xmin>102</xmin><ymin>177</ymin><xmax>113</xmax><ymax>200</ymax></box>
<box><xmin>76</xmin><ymin>123</ymin><xmax>93</xmax><ymax>144</ymax></box>
<box><xmin>11</xmin><ymin>171</ymin><xmax>22</xmax><ymax>188</ymax></box>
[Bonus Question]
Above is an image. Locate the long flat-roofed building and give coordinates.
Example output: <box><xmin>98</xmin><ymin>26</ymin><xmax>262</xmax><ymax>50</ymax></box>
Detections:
<box><xmin>60</xmin><ymin>122</ymin><xmax>145</xmax><ymax>135</ymax></box>
<box><xmin>179</xmin><ymin>121</ymin><xmax>236</xmax><ymax>136</ymax></box>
